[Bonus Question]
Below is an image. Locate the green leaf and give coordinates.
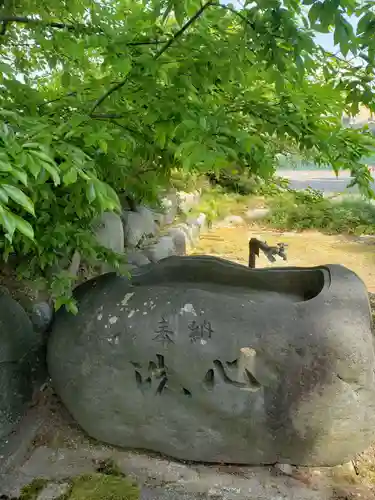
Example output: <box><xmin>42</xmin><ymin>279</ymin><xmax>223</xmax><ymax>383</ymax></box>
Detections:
<box><xmin>0</xmin><ymin>187</ymin><xmax>9</xmax><ymax>203</ymax></box>
<box><xmin>26</xmin><ymin>155</ymin><xmax>42</xmax><ymax>178</ymax></box>
<box><xmin>1</xmin><ymin>184</ymin><xmax>35</xmax><ymax>215</ymax></box>
<box><xmin>86</xmin><ymin>181</ymin><xmax>96</xmax><ymax>203</ymax></box>
<box><xmin>66</xmin><ymin>299</ymin><xmax>78</xmax><ymax>315</ymax></box>
<box><xmin>0</xmin><ymin>207</ymin><xmax>16</xmax><ymax>241</ymax></box>
<box><xmin>0</xmin><ymin>62</ymin><xmax>14</xmax><ymax>74</ymax></box>
<box><xmin>22</xmin><ymin>142</ymin><xmax>43</xmax><ymax>149</ymax></box>
<box><xmin>12</xmin><ymin>213</ymin><xmax>35</xmax><ymax>240</ymax></box>
<box><xmin>334</xmin><ymin>14</ymin><xmax>353</xmax><ymax>56</ymax></box>
<box><xmin>357</xmin><ymin>12</ymin><xmax>373</xmax><ymax>35</ymax></box>
<box><xmin>98</xmin><ymin>139</ymin><xmax>108</xmax><ymax>153</ymax></box>
<box><xmin>42</xmin><ymin>162</ymin><xmax>61</xmax><ymax>186</ymax></box>
<box><xmin>29</xmin><ymin>150</ymin><xmax>55</xmax><ymax>165</ymax></box>
<box><xmin>173</xmin><ymin>0</ymin><xmax>185</xmax><ymax>25</ymax></box>
<box><xmin>11</xmin><ymin>168</ymin><xmax>28</xmax><ymax>186</ymax></box>
<box><xmin>61</xmin><ymin>71</ymin><xmax>71</xmax><ymax>87</ymax></box>
<box><xmin>308</xmin><ymin>2</ymin><xmax>322</xmax><ymax>25</ymax></box>
<box><xmin>0</xmin><ymin>161</ymin><xmax>12</xmax><ymax>172</ymax></box>
<box><xmin>63</xmin><ymin>168</ymin><xmax>78</xmax><ymax>185</ymax></box>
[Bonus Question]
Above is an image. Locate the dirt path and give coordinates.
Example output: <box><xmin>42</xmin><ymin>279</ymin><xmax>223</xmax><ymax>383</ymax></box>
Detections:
<box><xmin>190</xmin><ymin>223</ymin><xmax>375</xmax><ymax>292</ymax></box>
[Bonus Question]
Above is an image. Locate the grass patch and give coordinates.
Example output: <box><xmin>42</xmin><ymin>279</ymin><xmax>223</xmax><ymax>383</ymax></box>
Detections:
<box><xmin>266</xmin><ymin>189</ymin><xmax>375</xmax><ymax>235</ymax></box>
<box><xmin>67</xmin><ymin>474</ymin><xmax>139</xmax><ymax>500</ymax></box>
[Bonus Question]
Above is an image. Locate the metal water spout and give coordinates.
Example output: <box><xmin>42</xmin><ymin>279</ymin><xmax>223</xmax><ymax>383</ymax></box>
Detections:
<box><xmin>248</xmin><ymin>238</ymin><xmax>288</xmax><ymax>269</ymax></box>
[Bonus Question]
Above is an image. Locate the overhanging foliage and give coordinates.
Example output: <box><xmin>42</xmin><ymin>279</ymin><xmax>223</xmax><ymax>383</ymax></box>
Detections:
<box><xmin>1</xmin><ymin>0</ymin><xmax>375</xmax><ymax>306</ymax></box>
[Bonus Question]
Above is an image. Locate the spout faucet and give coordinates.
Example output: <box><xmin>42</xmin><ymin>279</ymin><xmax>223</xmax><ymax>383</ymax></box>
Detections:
<box><xmin>248</xmin><ymin>238</ymin><xmax>288</xmax><ymax>269</ymax></box>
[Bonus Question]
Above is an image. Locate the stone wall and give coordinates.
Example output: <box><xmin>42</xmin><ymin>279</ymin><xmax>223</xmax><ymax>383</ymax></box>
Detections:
<box><xmin>0</xmin><ymin>189</ymin><xmax>205</xmax><ymax>444</ymax></box>
<box><xmin>90</xmin><ymin>189</ymin><xmax>205</xmax><ymax>271</ymax></box>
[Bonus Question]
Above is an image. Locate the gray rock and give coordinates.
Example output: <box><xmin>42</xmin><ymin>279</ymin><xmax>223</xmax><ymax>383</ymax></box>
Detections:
<box><xmin>196</xmin><ymin>213</ymin><xmax>207</xmax><ymax>231</ymax></box>
<box><xmin>185</xmin><ymin>218</ymin><xmax>201</xmax><ymax>242</ymax></box>
<box><xmin>160</xmin><ymin>194</ymin><xmax>178</xmax><ymax>225</ymax></box>
<box><xmin>126</xmin><ymin>250</ymin><xmax>151</xmax><ymax>267</ymax></box>
<box><xmin>94</xmin><ymin>211</ymin><xmax>125</xmax><ymax>254</ymax></box>
<box><xmin>47</xmin><ymin>257</ymin><xmax>375</xmax><ymax>466</ymax></box>
<box><xmin>222</xmin><ymin>215</ymin><xmax>245</xmax><ymax>226</ymax></box>
<box><xmin>30</xmin><ymin>302</ymin><xmax>53</xmax><ymax>334</ymax></box>
<box><xmin>37</xmin><ymin>482</ymin><xmax>70</xmax><ymax>500</ymax></box>
<box><xmin>153</xmin><ymin>211</ymin><xmax>165</xmax><ymax>227</ymax></box>
<box><xmin>244</xmin><ymin>209</ymin><xmax>270</xmax><ymax>221</ymax></box>
<box><xmin>144</xmin><ymin>236</ymin><xmax>177</xmax><ymax>263</ymax></box>
<box><xmin>137</xmin><ymin>206</ymin><xmax>159</xmax><ymax>232</ymax></box>
<box><xmin>167</xmin><ymin>228</ymin><xmax>188</xmax><ymax>256</ymax></box>
<box><xmin>0</xmin><ymin>295</ymin><xmax>43</xmax><ymax>441</ymax></box>
<box><xmin>177</xmin><ymin>191</ymin><xmax>200</xmax><ymax>214</ymax></box>
<box><xmin>123</xmin><ymin>210</ymin><xmax>158</xmax><ymax>248</ymax></box>
<box><xmin>175</xmin><ymin>223</ymin><xmax>196</xmax><ymax>245</ymax></box>
<box><xmin>92</xmin><ymin>211</ymin><xmax>125</xmax><ymax>273</ymax></box>
<box><xmin>68</xmin><ymin>250</ymin><xmax>81</xmax><ymax>277</ymax></box>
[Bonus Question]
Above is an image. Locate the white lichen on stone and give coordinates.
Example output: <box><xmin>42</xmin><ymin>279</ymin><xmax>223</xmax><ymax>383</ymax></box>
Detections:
<box><xmin>179</xmin><ymin>303</ymin><xmax>197</xmax><ymax>316</ymax></box>
<box><xmin>121</xmin><ymin>292</ymin><xmax>134</xmax><ymax>307</ymax></box>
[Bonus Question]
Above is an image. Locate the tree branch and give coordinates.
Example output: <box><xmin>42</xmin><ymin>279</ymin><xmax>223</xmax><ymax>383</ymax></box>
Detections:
<box><xmin>90</xmin><ymin>0</ymin><xmax>215</xmax><ymax>114</ymax></box>
<box><xmin>127</xmin><ymin>39</ymin><xmax>168</xmax><ymax>46</ymax></box>
<box><xmin>217</xmin><ymin>3</ymin><xmax>256</xmax><ymax>31</ymax></box>
<box><xmin>91</xmin><ymin>112</ymin><xmax>127</xmax><ymax>119</ymax></box>
<box><xmin>0</xmin><ymin>15</ymin><xmax>172</xmax><ymax>47</ymax></box>
<box><xmin>153</xmin><ymin>1</ymin><xmax>215</xmax><ymax>59</ymax></box>
<box><xmin>0</xmin><ymin>15</ymin><xmax>82</xmax><ymax>31</ymax></box>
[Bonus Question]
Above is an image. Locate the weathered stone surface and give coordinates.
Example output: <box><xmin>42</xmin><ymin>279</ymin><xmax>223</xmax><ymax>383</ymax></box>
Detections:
<box><xmin>136</xmin><ymin>206</ymin><xmax>159</xmax><ymax>233</ymax></box>
<box><xmin>177</xmin><ymin>191</ymin><xmax>200</xmax><ymax>214</ymax></box>
<box><xmin>92</xmin><ymin>211</ymin><xmax>125</xmax><ymax>273</ymax></box>
<box><xmin>68</xmin><ymin>250</ymin><xmax>81</xmax><ymax>277</ymax></box>
<box><xmin>196</xmin><ymin>213</ymin><xmax>207</xmax><ymax>231</ymax></box>
<box><xmin>94</xmin><ymin>211</ymin><xmax>125</xmax><ymax>255</ymax></box>
<box><xmin>160</xmin><ymin>193</ymin><xmax>178</xmax><ymax>225</ymax></box>
<box><xmin>126</xmin><ymin>250</ymin><xmax>151</xmax><ymax>267</ymax></box>
<box><xmin>123</xmin><ymin>210</ymin><xmax>158</xmax><ymax>248</ymax></box>
<box><xmin>144</xmin><ymin>236</ymin><xmax>177</xmax><ymax>263</ymax></box>
<box><xmin>0</xmin><ymin>293</ymin><xmax>43</xmax><ymax>441</ymax></box>
<box><xmin>47</xmin><ymin>256</ymin><xmax>375</xmax><ymax>466</ymax></box>
<box><xmin>30</xmin><ymin>301</ymin><xmax>54</xmax><ymax>334</ymax></box>
<box><xmin>175</xmin><ymin>223</ymin><xmax>196</xmax><ymax>245</ymax></box>
<box><xmin>185</xmin><ymin>218</ymin><xmax>201</xmax><ymax>243</ymax></box>
<box><xmin>244</xmin><ymin>208</ymin><xmax>270</xmax><ymax>221</ymax></box>
<box><xmin>222</xmin><ymin>215</ymin><xmax>245</xmax><ymax>226</ymax></box>
<box><xmin>167</xmin><ymin>228</ymin><xmax>188</xmax><ymax>256</ymax></box>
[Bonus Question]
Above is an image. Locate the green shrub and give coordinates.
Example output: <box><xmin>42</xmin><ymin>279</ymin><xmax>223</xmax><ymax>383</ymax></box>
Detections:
<box><xmin>266</xmin><ymin>190</ymin><xmax>375</xmax><ymax>235</ymax></box>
